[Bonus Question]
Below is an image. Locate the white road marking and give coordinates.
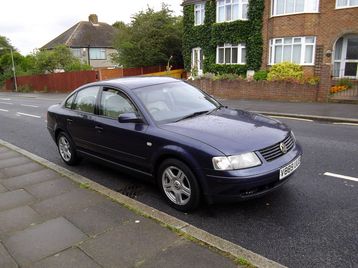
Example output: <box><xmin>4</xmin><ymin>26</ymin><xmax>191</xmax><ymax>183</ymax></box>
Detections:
<box><xmin>333</xmin><ymin>122</ymin><xmax>358</xmax><ymax>127</ymax></box>
<box><xmin>0</xmin><ymin>109</ymin><xmax>9</xmax><ymax>112</ymax></box>
<box><xmin>16</xmin><ymin>112</ymin><xmax>41</xmax><ymax>119</ymax></box>
<box><xmin>21</xmin><ymin>104</ymin><xmax>39</xmax><ymax>108</ymax></box>
<box><xmin>0</xmin><ymin>98</ymin><xmax>11</xmax><ymax>101</ymax></box>
<box><xmin>324</xmin><ymin>172</ymin><xmax>358</xmax><ymax>183</ymax></box>
<box><xmin>0</xmin><ymin>102</ymin><xmax>13</xmax><ymax>105</ymax></box>
<box><xmin>270</xmin><ymin>115</ymin><xmax>313</xmax><ymax>122</ymax></box>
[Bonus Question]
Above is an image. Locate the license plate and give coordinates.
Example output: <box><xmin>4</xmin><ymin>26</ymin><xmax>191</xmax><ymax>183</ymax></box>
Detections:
<box><xmin>279</xmin><ymin>156</ymin><xmax>301</xmax><ymax>180</ymax></box>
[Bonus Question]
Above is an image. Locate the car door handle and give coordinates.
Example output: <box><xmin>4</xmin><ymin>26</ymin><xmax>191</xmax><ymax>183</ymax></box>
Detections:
<box><xmin>95</xmin><ymin>126</ymin><xmax>103</xmax><ymax>132</ymax></box>
<box><xmin>66</xmin><ymin>118</ymin><xmax>73</xmax><ymax>124</ymax></box>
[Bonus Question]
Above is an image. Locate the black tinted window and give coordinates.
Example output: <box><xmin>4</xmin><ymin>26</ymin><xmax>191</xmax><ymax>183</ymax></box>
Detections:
<box><xmin>100</xmin><ymin>88</ymin><xmax>135</xmax><ymax>119</ymax></box>
<box><xmin>73</xmin><ymin>87</ymin><xmax>100</xmax><ymax>113</ymax></box>
<box><xmin>64</xmin><ymin>94</ymin><xmax>76</xmax><ymax>109</ymax></box>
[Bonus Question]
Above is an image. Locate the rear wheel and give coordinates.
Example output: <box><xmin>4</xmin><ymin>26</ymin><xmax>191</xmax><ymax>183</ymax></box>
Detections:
<box><xmin>57</xmin><ymin>132</ymin><xmax>80</xmax><ymax>166</ymax></box>
<box><xmin>158</xmin><ymin>159</ymin><xmax>200</xmax><ymax>211</ymax></box>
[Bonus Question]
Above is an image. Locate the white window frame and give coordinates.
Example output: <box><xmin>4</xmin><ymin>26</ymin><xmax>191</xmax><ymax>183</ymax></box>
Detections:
<box><xmin>336</xmin><ymin>0</ymin><xmax>358</xmax><ymax>9</ymax></box>
<box><xmin>194</xmin><ymin>2</ymin><xmax>206</xmax><ymax>26</ymax></box>
<box><xmin>89</xmin><ymin>48</ymin><xmax>106</xmax><ymax>60</ymax></box>
<box><xmin>269</xmin><ymin>36</ymin><xmax>316</xmax><ymax>66</ymax></box>
<box><xmin>216</xmin><ymin>0</ymin><xmax>249</xmax><ymax>23</ymax></box>
<box><xmin>216</xmin><ymin>43</ymin><xmax>246</xmax><ymax>65</ymax></box>
<box><xmin>271</xmin><ymin>0</ymin><xmax>319</xmax><ymax>17</ymax></box>
<box><xmin>333</xmin><ymin>35</ymin><xmax>358</xmax><ymax>78</ymax></box>
<box><xmin>71</xmin><ymin>48</ymin><xmax>81</xmax><ymax>58</ymax></box>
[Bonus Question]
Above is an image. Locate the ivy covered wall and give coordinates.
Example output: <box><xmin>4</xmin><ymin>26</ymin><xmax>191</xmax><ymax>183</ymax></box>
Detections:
<box><xmin>183</xmin><ymin>0</ymin><xmax>264</xmax><ymax>75</ymax></box>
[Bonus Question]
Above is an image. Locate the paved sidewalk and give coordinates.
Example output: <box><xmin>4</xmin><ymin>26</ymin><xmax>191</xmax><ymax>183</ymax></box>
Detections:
<box><xmin>0</xmin><ymin>145</ymin><xmax>239</xmax><ymax>268</ymax></box>
<box><xmin>221</xmin><ymin>99</ymin><xmax>358</xmax><ymax>121</ymax></box>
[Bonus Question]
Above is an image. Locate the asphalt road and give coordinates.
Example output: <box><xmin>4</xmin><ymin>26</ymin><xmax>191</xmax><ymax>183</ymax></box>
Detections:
<box><xmin>0</xmin><ymin>92</ymin><xmax>357</xmax><ymax>268</ymax></box>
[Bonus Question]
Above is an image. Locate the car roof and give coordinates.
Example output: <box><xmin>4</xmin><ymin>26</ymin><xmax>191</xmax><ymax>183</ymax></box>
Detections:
<box><xmin>95</xmin><ymin>76</ymin><xmax>180</xmax><ymax>90</ymax></box>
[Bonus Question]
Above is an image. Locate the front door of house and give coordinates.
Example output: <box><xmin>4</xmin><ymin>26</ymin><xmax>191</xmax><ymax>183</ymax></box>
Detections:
<box><xmin>192</xmin><ymin>48</ymin><xmax>203</xmax><ymax>76</ymax></box>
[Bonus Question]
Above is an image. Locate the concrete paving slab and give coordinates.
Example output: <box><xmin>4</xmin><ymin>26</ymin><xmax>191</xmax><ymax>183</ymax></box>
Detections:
<box><xmin>0</xmin><ymin>147</ymin><xmax>11</xmax><ymax>155</ymax></box>
<box><xmin>27</xmin><ymin>247</ymin><xmax>101</xmax><ymax>268</ymax></box>
<box><xmin>139</xmin><ymin>239</ymin><xmax>236</xmax><ymax>268</ymax></box>
<box><xmin>65</xmin><ymin>200</ymin><xmax>137</xmax><ymax>236</ymax></box>
<box><xmin>0</xmin><ymin>151</ymin><xmax>22</xmax><ymax>161</ymax></box>
<box><xmin>2</xmin><ymin>169</ymin><xmax>62</xmax><ymax>191</ymax></box>
<box><xmin>31</xmin><ymin>188</ymin><xmax>106</xmax><ymax>218</ymax></box>
<box><xmin>0</xmin><ymin>206</ymin><xmax>42</xmax><ymax>235</ymax></box>
<box><xmin>0</xmin><ymin>189</ymin><xmax>35</xmax><ymax>212</ymax></box>
<box><xmin>0</xmin><ymin>183</ymin><xmax>7</xmax><ymax>193</ymax></box>
<box><xmin>4</xmin><ymin>217</ymin><xmax>88</xmax><ymax>266</ymax></box>
<box><xmin>24</xmin><ymin>178</ymin><xmax>76</xmax><ymax>200</ymax></box>
<box><xmin>0</xmin><ymin>242</ymin><xmax>17</xmax><ymax>268</ymax></box>
<box><xmin>0</xmin><ymin>157</ymin><xmax>31</xmax><ymax>169</ymax></box>
<box><xmin>80</xmin><ymin>217</ymin><xmax>179</xmax><ymax>267</ymax></box>
<box><xmin>1</xmin><ymin>163</ymin><xmax>44</xmax><ymax>178</ymax></box>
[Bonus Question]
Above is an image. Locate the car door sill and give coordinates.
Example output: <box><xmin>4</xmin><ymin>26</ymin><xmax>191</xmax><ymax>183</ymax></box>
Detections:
<box><xmin>77</xmin><ymin>149</ymin><xmax>153</xmax><ymax>177</ymax></box>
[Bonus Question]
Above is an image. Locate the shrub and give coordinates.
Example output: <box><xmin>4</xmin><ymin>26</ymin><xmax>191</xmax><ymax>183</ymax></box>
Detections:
<box><xmin>304</xmin><ymin>76</ymin><xmax>320</xmax><ymax>86</ymax></box>
<box><xmin>212</xmin><ymin>73</ymin><xmax>241</xmax><ymax>81</ymax></box>
<box><xmin>17</xmin><ymin>84</ymin><xmax>33</xmax><ymax>93</ymax></box>
<box><xmin>330</xmin><ymin>85</ymin><xmax>348</xmax><ymax>94</ymax></box>
<box><xmin>267</xmin><ymin>62</ymin><xmax>303</xmax><ymax>81</ymax></box>
<box><xmin>337</xmin><ymin>78</ymin><xmax>353</xmax><ymax>89</ymax></box>
<box><xmin>253</xmin><ymin>70</ymin><xmax>268</xmax><ymax>81</ymax></box>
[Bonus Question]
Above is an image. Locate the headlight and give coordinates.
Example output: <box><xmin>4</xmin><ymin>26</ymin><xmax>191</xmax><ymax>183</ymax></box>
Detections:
<box><xmin>212</xmin><ymin>152</ymin><xmax>261</xmax><ymax>171</ymax></box>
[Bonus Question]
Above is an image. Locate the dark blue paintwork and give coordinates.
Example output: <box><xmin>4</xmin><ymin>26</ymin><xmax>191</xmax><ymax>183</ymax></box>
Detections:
<box><xmin>47</xmin><ymin>77</ymin><xmax>302</xmax><ymax>204</ymax></box>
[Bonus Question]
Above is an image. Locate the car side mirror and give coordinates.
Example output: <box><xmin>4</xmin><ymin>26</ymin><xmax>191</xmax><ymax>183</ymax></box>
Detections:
<box><xmin>118</xmin><ymin>112</ymin><xmax>143</xmax><ymax>124</ymax></box>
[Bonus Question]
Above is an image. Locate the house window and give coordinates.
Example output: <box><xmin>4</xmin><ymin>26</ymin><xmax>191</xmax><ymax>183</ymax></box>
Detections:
<box><xmin>217</xmin><ymin>0</ymin><xmax>248</xmax><ymax>23</ymax></box>
<box><xmin>89</xmin><ymin>48</ymin><xmax>106</xmax><ymax>60</ymax></box>
<box><xmin>336</xmin><ymin>0</ymin><xmax>358</xmax><ymax>8</ymax></box>
<box><xmin>194</xmin><ymin>2</ymin><xmax>206</xmax><ymax>26</ymax></box>
<box><xmin>269</xmin><ymin>37</ymin><xmax>316</xmax><ymax>65</ymax></box>
<box><xmin>271</xmin><ymin>0</ymin><xmax>319</xmax><ymax>16</ymax></box>
<box><xmin>217</xmin><ymin>44</ymin><xmax>246</xmax><ymax>64</ymax></box>
<box><xmin>71</xmin><ymin>48</ymin><xmax>81</xmax><ymax>58</ymax></box>
<box><xmin>333</xmin><ymin>35</ymin><xmax>358</xmax><ymax>78</ymax></box>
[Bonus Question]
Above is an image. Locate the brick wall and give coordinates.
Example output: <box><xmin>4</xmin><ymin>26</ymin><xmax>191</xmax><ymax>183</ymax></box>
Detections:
<box><xmin>188</xmin><ymin>79</ymin><xmax>323</xmax><ymax>102</ymax></box>
<box><xmin>262</xmin><ymin>0</ymin><xmax>358</xmax><ymax>76</ymax></box>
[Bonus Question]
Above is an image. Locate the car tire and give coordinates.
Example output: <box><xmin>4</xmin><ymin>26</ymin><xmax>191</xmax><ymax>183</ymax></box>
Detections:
<box><xmin>57</xmin><ymin>132</ymin><xmax>80</xmax><ymax>166</ymax></box>
<box><xmin>158</xmin><ymin>159</ymin><xmax>201</xmax><ymax>212</ymax></box>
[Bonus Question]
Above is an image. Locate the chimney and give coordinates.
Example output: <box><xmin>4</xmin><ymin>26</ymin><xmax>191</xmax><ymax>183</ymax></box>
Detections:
<box><xmin>89</xmin><ymin>14</ymin><xmax>98</xmax><ymax>24</ymax></box>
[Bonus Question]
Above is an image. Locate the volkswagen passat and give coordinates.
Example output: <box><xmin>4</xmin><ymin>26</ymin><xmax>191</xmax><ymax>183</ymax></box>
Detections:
<box><xmin>47</xmin><ymin>77</ymin><xmax>302</xmax><ymax>211</ymax></box>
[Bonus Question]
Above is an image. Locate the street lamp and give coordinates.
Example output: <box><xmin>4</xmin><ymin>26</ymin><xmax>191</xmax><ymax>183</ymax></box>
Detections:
<box><xmin>0</xmin><ymin>47</ymin><xmax>18</xmax><ymax>92</ymax></box>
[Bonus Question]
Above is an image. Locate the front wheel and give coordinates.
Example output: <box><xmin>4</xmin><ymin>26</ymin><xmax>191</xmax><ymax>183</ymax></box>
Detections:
<box><xmin>158</xmin><ymin>159</ymin><xmax>201</xmax><ymax>212</ymax></box>
<box><xmin>57</xmin><ymin>132</ymin><xmax>80</xmax><ymax>166</ymax></box>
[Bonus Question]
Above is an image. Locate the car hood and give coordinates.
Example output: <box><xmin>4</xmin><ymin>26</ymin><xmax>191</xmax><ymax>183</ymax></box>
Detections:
<box><xmin>160</xmin><ymin>108</ymin><xmax>290</xmax><ymax>155</ymax></box>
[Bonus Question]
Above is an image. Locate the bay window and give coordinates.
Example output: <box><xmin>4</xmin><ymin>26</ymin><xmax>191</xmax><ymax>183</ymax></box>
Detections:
<box><xmin>336</xmin><ymin>0</ymin><xmax>358</xmax><ymax>8</ymax></box>
<box><xmin>271</xmin><ymin>0</ymin><xmax>319</xmax><ymax>16</ymax></box>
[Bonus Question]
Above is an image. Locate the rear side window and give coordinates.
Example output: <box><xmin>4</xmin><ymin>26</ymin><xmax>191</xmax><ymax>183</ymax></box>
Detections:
<box><xmin>73</xmin><ymin>86</ymin><xmax>100</xmax><ymax>114</ymax></box>
<box><xmin>99</xmin><ymin>88</ymin><xmax>135</xmax><ymax>119</ymax></box>
<box><xmin>64</xmin><ymin>94</ymin><xmax>76</xmax><ymax>109</ymax></box>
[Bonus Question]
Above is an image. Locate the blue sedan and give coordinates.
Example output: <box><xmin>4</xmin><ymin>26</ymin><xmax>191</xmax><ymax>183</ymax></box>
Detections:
<box><xmin>47</xmin><ymin>77</ymin><xmax>302</xmax><ymax>211</ymax></box>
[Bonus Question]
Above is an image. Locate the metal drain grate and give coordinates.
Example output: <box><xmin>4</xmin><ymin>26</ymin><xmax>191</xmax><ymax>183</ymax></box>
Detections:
<box><xmin>116</xmin><ymin>184</ymin><xmax>143</xmax><ymax>199</ymax></box>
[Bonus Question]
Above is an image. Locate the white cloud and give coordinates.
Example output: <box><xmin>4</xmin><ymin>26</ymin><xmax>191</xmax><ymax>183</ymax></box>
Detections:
<box><xmin>0</xmin><ymin>0</ymin><xmax>183</xmax><ymax>55</ymax></box>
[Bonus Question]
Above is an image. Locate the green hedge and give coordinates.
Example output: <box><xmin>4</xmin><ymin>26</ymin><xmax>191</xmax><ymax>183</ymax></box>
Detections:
<box><xmin>183</xmin><ymin>0</ymin><xmax>264</xmax><ymax>75</ymax></box>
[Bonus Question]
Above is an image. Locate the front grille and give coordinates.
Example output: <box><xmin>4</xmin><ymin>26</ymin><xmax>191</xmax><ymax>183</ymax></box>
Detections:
<box><xmin>258</xmin><ymin>133</ymin><xmax>295</xmax><ymax>162</ymax></box>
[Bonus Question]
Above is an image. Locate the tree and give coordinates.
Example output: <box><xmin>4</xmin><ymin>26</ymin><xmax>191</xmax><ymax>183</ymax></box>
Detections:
<box><xmin>32</xmin><ymin>45</ymin><xmax>91</xmax><ymax>74</ymax></box>
<box><xmin>113</xmin><ymin>4</ymin><xmax>183</xmax><ymax>68</ymax></box>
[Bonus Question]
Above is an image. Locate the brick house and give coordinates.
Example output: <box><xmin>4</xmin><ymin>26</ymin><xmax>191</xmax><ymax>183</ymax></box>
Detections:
<box><xmin>41</xmin><ymin>14</ymin><xmax>118</xmax><ymax>69</ymax></box>
<box><xmin>183</xmin><ymin>0</ymin><xmax>358</xmax><ymax>79</ymax></box>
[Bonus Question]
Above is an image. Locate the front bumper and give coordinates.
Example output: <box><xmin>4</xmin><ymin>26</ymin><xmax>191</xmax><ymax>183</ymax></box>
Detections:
<box><xmin>202</xmin><ymin>143</ymin><xmax>302</xmax><ymax>203</ymax></box>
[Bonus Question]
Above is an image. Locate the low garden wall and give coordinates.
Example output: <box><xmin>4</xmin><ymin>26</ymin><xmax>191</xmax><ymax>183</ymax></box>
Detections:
<box><xmin>188</xmin><ymin>79</ymin><xmax>322</xmax><ymax>102</ymax></box>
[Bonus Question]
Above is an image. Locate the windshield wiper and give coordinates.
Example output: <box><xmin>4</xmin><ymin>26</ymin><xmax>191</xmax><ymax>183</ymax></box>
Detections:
<box><xmin>175</xmin><ymin>110</ymin><xmax>209</xmax><ymax>122</ymax></box>
<box><xmin>207</xmin><ymin>104</ymin><xmax>225</xmax><ymax>115</ymax></box>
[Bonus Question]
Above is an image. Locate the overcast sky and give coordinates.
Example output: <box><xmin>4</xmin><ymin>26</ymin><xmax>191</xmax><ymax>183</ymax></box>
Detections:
<box><xmin>0</xmin><ymin>0</ymin><xmax>183</xmax><ymax>55</ymax></box>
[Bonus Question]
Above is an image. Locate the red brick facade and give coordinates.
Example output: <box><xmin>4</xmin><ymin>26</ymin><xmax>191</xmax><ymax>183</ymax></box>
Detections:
<box><xmin>262</xmin><ymin>0</ymin><xmax>358</xmax><ymax>76</ymax></box>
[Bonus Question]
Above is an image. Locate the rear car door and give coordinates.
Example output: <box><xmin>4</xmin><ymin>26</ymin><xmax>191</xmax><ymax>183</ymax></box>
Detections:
<box><xmin>94</xmin><ymin>87</ymin><xmax>150</xmax><ymax>172</ymax></box>
<box><xmin>66</xmin><ymin>86</ymin><xmax>100</xmax><ymax>154</ymax></box>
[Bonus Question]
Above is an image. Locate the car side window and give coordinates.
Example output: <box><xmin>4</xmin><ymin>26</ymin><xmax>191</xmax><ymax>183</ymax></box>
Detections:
<box><xmin>64</xmin><ymin>93</ymin><xmax>76</xmax><ymax>109</ymax></box>
<box><xmin>100</xmin><ymin>88</ymin><xmax>136</xmax><ymax>119</ymax></box>
<box><xmin>73</xmin><ymin>86</ymin><xmax>100</xmax><ymax>114</ymax></box>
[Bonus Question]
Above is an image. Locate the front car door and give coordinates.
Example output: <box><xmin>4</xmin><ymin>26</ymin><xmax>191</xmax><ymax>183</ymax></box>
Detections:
<box><xmin>94</xmin><ymin>87</ymin><xmax>150</xmax><ymax>173</ymax></box>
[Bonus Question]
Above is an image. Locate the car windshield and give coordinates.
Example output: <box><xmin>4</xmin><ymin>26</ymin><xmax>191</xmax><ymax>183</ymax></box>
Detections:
<box><xmin>133</xmin><ymin>81</ymin><xmax>220</xmax><ymax>124</ymax></box>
